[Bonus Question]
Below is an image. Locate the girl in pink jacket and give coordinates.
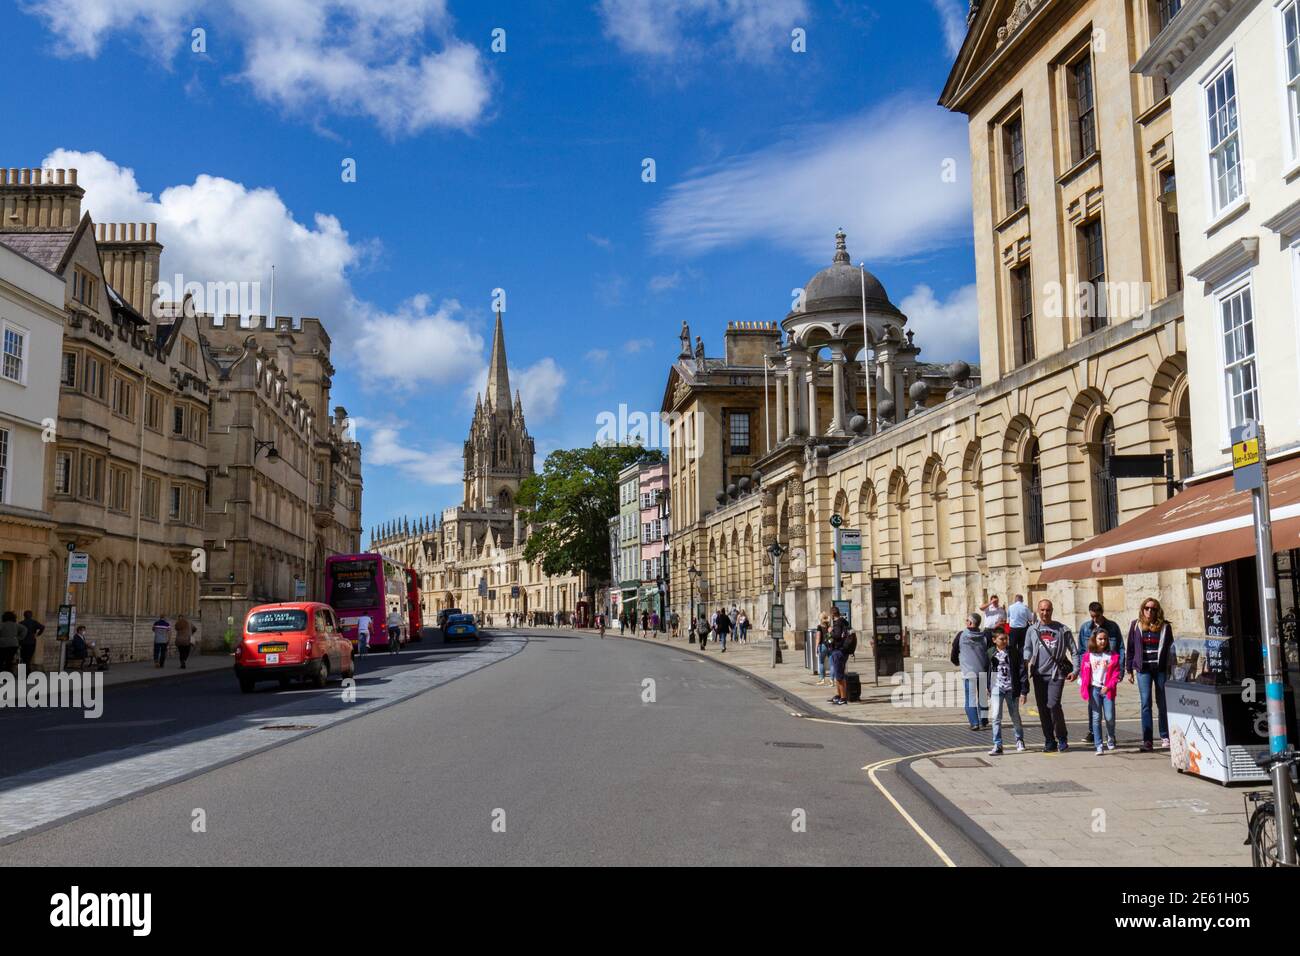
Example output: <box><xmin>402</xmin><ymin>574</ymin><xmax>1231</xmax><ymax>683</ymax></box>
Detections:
<box><xmin>1080</xmin><ymin>631</ymin><xmax>1122</xmax><ymax>754</ymax></box>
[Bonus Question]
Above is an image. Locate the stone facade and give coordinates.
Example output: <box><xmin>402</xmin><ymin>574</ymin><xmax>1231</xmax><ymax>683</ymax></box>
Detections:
<box><xmin>197</xmin><ymin>313</ymin><xmax>363</xmax><ymax>647</ymax></box>
<box><xmin>375</xmin><ymin>313</ymin><xmax>590</xmax><ymax>625</ymax></box>
<box><xmin>0</xmin><ymin>166</ymin><xmax>211</xmax><ymax>662</ymax></box>
<box><xmin>665</xmin><ymin>0</ymin><xmax>1200</xmax><ymax>655</ymax></box>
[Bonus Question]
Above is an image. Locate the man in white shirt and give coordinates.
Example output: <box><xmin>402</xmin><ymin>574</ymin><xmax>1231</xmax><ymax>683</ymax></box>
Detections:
<box><xmin>386</xmin><ymin>609</ymin><xmax>403</xmax><ymax>654</ymax></box>
<box><xmin>1006</xmin><ymin>594</ymin><xmax>1033</xmax><ymax>659</ymax></box>
<box><xmin>356</xmin><ymin>613</ymin><xmax>373</xmax><ymax>656</ymax></box>
<box><xmin>981</xmin><ymin>595</ymin><xmax>1007</xmax><ymax>632</ymax></box>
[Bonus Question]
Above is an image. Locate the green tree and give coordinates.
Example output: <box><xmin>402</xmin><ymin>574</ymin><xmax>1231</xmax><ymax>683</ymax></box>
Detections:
<box><xmin>516</xmin><ymin>444</ymin><xmax>663</xmax><ymax>593</ymax></box>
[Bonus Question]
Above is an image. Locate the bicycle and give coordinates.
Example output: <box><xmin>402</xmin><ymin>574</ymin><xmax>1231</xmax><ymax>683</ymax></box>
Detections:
<box><xmin>1244</xmin><ymin>748</ymin><xmax>1300</xmax><ymax>867</ymax></box>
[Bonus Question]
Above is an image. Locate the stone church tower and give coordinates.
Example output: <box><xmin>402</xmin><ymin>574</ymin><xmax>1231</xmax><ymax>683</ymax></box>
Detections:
<box><xmin>463</xmin><ymin>312</ymin><xmax>535</xmax><ymax>512</ymax></box>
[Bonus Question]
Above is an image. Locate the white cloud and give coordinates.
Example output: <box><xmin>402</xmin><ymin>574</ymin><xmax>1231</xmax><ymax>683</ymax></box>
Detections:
<box><xmin>647</xmin><ymin>96</ymin><xmax>972</xmax><ymax>266</ymax></box>
<box><xmin>352</xmin><ymin>417</ymin><xmax>464</xmax><ymax>486</ymax></box>
<box><xmin>44</xmin><ymin>149</ymin><xmax>560</xmax><ymax>398</ymax></box>
<box><xmin>24</xmin><ymin>0</ymin><xmax>491</xmax><ymax>134</ymax></box>
<box><xmin>930</xmin><ymin>0</ymin><xmax>967</xmax><ymax>57</ymax></box>
<box><xmin>623</xmin><ymin>337</ymin><xmax>654</xmax><ymax>353</ymax></box>
<box><xmin>46</xmin><ymin>148</ymin><xmax>360</xmax><ymax>322</ymax></box>
<box><xmin>585</xmin><ymin>348</ymin><xmax>611</xmax><ymax>363</ymax></box>
<box><xmin>898</xmin><ymin>283</ymin><xmax>979</xmax><ymax>363</ymax></box>
<box><xmin>514</xmin><ymin>358</ymin><xmax>567</xmax><ymax>422</ymax></box>
<box><xmin>587</xmin><ymin>233</ymin><xmax>613</xmax><ymax>249</ymax></box>
<box><xmin>351</xmin><ymin>296</ymin><xmax>486</xmax><ymax>395</ymax></box>
<box><xmin>648</xmin><ymin>272</ymin><xmax>681</xmax><ymax>293</ymax></box>
<box><xmin>598</xmin><ymin>0</ymin><xmax>808</xmax><ymax>60</ymax></box>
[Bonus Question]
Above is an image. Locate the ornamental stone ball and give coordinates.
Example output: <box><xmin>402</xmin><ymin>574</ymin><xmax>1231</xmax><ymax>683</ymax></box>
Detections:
<box><xmin>738</xmin><ymin>476</ymin><xmax>751</xmax><ymax>493</ymax></box>
<box><xmin>716</xmin><ymin>490</ymin><xmax>727</xmax><ymax>505</ymax></box>
<box><xmin>947</xmin><ymin>359</ymin><xmax>971</xmax><ymax>383</ymax></box>
<box><xmin>727</xmin><ymin>482</ymin><xmax>738</xmax><ymax>498</ymax></box>
<box><xmin>877</xmin><ymin>399</ymin><xmax>896</xmax><ymax>420</ymax></box>
<box><xmin>849</xmin><ymin>414</ymin><xmax>868</xmax><ymax>435</ymax></box>
<box><xmin>909</xmin><ymin>380</ymin><xmax>929</xmax><ymax>403</ymax></box>
<box><xmin>751</xmin><ymin>469</ymin><xmax>763</xmax><ymax>487</ymax></box>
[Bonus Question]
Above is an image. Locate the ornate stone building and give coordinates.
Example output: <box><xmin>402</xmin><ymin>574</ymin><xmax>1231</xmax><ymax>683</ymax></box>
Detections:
<box><xmin>666</xmin><ymin>0</ymin><xmax>1199</xmax><ymax>652</ymax></box>
<box><xmin>375</xmin><ymin>314</ymin><xmax>591</xmax><ymax>624</ymax></box>
<box><xmin>0</xmin><ymin>166</ymin><xmax>211</xmax><ymax>661</ymax></box>
<box><xmin>197</xmin><ymin>313</ymin><xmax>363</xmax><ymax>646</ymax></box>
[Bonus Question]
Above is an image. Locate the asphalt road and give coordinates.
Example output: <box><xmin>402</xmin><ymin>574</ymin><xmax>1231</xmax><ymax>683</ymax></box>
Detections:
<box><xmin>0</xmin><ymin>629</ymin><xmax>991</xmax><ymax>866</ymax></box>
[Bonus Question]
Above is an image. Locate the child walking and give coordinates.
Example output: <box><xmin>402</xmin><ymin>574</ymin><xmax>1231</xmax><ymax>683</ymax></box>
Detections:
<box><xmin>1080</xmin><ymin>630</ymin><xmax>1122</xmax><ymax>754</ymax></box>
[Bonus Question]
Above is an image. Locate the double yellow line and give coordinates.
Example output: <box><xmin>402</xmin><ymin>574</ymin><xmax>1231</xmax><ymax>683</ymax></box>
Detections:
<box><xmin>862</xmin><ymin>745</ymin><xmax>987</xmax><ymax>867</ymax></box>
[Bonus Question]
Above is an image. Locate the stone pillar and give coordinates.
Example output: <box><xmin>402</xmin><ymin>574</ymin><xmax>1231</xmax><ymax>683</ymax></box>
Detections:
<box><xmin>786</xmin><ymin>363</ymin><xmax>800</xmax><ymax>436</ymax></box>
<box><xmin>829</xmin><ymin>346</ymin><xmax>846</xmax><ymax>435</ymax></box>
<box><xmin>775</xmin><ymin>373</ymin><xmax>787</xmax><ymax>442</ymax></box>
<box><xmin>806</xmin><ymin>358</ymin><xmax>819</xmax><ymax>437</ymax></box>
<box><xmin>786</xmin><ymin>478</ymin><xmax>808</xmax><ymax>646</ymax></box>
<box><xmin>14</xmin><ymin>556</ymin><xmax>34</xmax><ymax>613</ymax></box>
<box><xmin>878</xmin><ymin>348</ymin><xmax>895</xmax><ymax>422</ymax></box>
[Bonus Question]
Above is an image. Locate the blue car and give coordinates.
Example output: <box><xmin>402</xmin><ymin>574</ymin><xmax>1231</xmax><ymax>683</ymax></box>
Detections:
<box><xmin>444</xmin><ymin>613</ymin><xmax>479</xmax><ymax>642</ymax></box>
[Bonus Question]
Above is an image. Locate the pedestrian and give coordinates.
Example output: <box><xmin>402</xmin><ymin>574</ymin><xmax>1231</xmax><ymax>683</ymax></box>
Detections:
<box><xmin>950</xmin><ymin>612</ymin><xmax>991</xmax><ymax>730</ymax></box>
<box><xmin>152</xmin><ymin>615</ymin><xmax>171</xmax><ymax>668</ymax></box>
<box><xmin>1023</xmin><ymin>598</ymin><xmax>1076</xmax><ymax>753</ymax></box>
<box><xmin>980</xmin><ymin>595</ymin><xmax>1007</xmax><ymax>635</ymax></box>
<box><xmin>640</xmin><ymin>610</ymin><xmax>648</xmax><ymax>634</ymax></box>
<box><xmin>174</xmin><ymin>613</ymin><xmax>194</xmax><ymax>669</ymax></box>
<box><xmin>1077</xmin><ymin>601</ymin><xmax>1123</xmax><ymax>744</ymax></box>
<box><xmin>815</xmin><ymin>611</ymin><xmax>832</xmax><ymax>685</ymax></box>
<box><xmin>356</xmin><ymin>612</ymin><xmax>373</xmax><ymax>656</ymax></box>
<box><xmin>1081</xmin><ymin>628</ymin><xmax>1121</xmax><ymax>755</ymax></box>
<box><xmin>68</xmin><ymin>624</ymin><xmax>89</xmax><ymax>665</ymax></box>
<box><xmin>0</xmin><ymin>610</ymin><xmax>20</xmax><ymax>672</ymax></box>
<box><xmin>987</xmin><ymin>628</ymin><xmax>1027</xmax><ymax>755</ymax></box>
<box><xmin>651</xmin><ymin>610</ymin><xmax>660</xmax><ymax>634</ymax></box>
<box><xmin>1006</xmin><ymin>593</ymin><xmax>1032</xmax><ymax>660</ymax></box>
<box><xmin>827</xmin><ymin>606</ymin><xmax>852</xmax><ymax>706</ymax></box>
<box><xmin>715</xmin><ymin>606</ymin><xmax>733</xmax><ymax>652</ymax></box>
<box><xmin>387</xmin><ymin>607</ymin><xmax>403</xmax><ymax>653</ymax></box>
<box><xmin>619</xmin><ymin>611</ymin><xmax>626</xmax><ymax>635</ymax></box>
<box><xmin>1126</xmin><ymin>597</ymin><xmax>1174</xmax><ymax>752</ymax></box>
<box><xmin>669</xmin><ymin>610</ymin><xmax>680</xmax><ymax>640</ymax></box>
<box><xmin>18</xmin><ymin>610</ymin><xmax>44</xmax><ymax>668</ymax></box>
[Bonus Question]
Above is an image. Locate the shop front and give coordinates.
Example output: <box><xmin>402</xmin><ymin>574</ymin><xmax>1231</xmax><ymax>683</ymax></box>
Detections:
<box><xmin>1042</xmin><ymin>455</ymin><xmax>1300</xmax><ymax>785</ymax></box>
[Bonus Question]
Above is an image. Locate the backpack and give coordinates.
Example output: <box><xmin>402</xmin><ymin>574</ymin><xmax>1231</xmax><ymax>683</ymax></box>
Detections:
<box><xmin>843</xmin><ymin>631</ymin><xmax>857</xmax><ymax>657</ymax></box>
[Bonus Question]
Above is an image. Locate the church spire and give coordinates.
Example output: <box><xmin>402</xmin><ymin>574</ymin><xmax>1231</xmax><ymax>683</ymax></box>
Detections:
<box><xmin>486</xmin><ymin>310</ymin><xmax>511</xmax><ymax>411</ymax></box>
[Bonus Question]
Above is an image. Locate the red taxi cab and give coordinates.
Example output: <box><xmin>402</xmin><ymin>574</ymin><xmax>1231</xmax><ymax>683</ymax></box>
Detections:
<box><xmin>234</xmin><ymin>602</ymin><xmax>355</xmax><ymax>694</ymax></box>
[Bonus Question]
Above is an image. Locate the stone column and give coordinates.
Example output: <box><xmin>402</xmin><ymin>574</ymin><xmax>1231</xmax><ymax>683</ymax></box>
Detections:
<box><xmin>786</xmin><ymin>356</ymin><xmax>801</xmax><ymax>435</ymax></box>
<box><xmin>829</xmin><ymin>345</ymin><xmax>846</xmax><ymax>435</ymax></box>
<box><xmin>806</xmin><ymin>355</ymin><xmax>819</xmax><ymax>438</ymax></box>
<box><xmin>14</xmin><ymin>556</ymin><xmax>33</xmax><ymax>614</ymax></box>
<box><xmin>775</xmin><ymin>373</ymin><xmax>787</xmax><ymax>442</ymax></box>
<box><xmin>878</xmin><ymin>348</ymin><xmax>895</xmax><ymax>422</ymax></box>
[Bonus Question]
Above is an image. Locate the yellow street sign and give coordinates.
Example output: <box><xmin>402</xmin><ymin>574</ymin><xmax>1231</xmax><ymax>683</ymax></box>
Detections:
<box><xmin>1233</xmin><ymin>437</ymin><xmax>1260</xmax><ymax>470</ymax></box>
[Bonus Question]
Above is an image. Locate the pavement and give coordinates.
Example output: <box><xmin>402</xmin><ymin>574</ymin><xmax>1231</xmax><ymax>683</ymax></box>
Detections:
<box><xmin>610</xmin><ymin>624</ymin><xmax>1254</xmax><ymax>866</ymax></box>
<box><xmin>0</xmin><ymin>627</ymin><xmax>991</xmax><ymax>866</ymax></box>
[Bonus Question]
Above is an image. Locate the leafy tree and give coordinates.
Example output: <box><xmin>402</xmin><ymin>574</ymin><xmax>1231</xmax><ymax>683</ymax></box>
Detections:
<box><xmin>516</xmin><ymin>443</ymin><xmax>663</xmax><ymax>595</ymax></box>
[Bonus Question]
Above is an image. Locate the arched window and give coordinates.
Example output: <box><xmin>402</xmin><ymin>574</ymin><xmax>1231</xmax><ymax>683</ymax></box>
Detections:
<box><xmin>932</xmin><ymin>469</ymin><xmax>951</xmax><ymax>563</ymax></box>
<box><xmin>1023</xmin><ymin>439</ymin><xmax>1044</xmax><ymax>546</ymax></box>
<box><xmin>1092</xmin><ymin>415</ymin><xmax>1118</xmax><ymax>534</ymax></box>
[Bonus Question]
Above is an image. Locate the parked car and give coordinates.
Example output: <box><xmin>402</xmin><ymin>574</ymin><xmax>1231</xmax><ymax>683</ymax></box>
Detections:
<box><xmin>443</xmin><ymin>613</ymin><xmax>479</xmax><ymax>642</ymax></box>
<box><xmin>234</xmin><ymin>602</ymin><xmax>355</xmax><ymax>693</ymax></box>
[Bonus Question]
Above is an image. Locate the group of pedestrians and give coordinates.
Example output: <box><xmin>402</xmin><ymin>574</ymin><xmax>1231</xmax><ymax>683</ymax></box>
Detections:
<box><xmin>0</xmin><ymin>610</ymin><xmax>44</xmax><ymax>671</ymax></box>
<box><xmin>953</xmin><ymin>594</ymin><xmax>1175</xmax><ymax>756</ymax></box>
<box><xmin>691</xmin><ymin>606</ymin><xmax>749</xmax><ymax>651</ymax></box>
<box><xmin>150</xmin><ymin>614</ymin><xmax>197</xmax><ymax>668</ymax></box>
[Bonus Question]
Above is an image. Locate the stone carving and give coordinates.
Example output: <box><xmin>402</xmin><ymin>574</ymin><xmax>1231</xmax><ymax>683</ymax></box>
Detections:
<box><xmin>997</xmin><ymin>0</ymin><xmax>1043</xmax><ymax>46</ymax></box>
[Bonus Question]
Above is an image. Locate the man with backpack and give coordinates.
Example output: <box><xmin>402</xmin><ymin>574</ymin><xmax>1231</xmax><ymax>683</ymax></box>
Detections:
<box><xmin>714</xmin><ymin>607</ymin><xmax>733</xmax><ymax>652</ymax></box>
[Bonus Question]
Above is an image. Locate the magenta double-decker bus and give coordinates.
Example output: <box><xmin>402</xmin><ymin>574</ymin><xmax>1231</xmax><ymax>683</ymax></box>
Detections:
<box><xmin>325</xmin><ymin>553</ymin><xmax>409</xmax><ymax>651</ymax></box>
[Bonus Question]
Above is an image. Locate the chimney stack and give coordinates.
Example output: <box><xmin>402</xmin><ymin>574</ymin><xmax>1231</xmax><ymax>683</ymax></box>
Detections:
<box><xmin>0</xmin><ymin>167</ymin><xmax>84</xmax><ymax>231</ymax></box>
<box><xmin>97</xmin><ymin>221</ymin><xmax>164</xmax><ymax>321</ymax></box>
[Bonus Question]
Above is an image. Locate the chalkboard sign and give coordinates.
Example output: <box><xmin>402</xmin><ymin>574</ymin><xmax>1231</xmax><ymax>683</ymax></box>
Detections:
<box><xmin>1202</xmin><ymin>563</ymin><xmax>1230</xmax><ymax>637</ymax></box>
<box><xmin>871</xmin><ymin>570</ymin><xmax>902</xmax><ymax>638</ymax></box>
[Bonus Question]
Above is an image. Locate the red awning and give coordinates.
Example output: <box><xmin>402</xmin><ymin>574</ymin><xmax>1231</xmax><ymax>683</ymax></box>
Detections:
<box><xmin>1038</xmin><ymin>455</ymin><xmax>1300</xmax><ymax>583</ymax></box>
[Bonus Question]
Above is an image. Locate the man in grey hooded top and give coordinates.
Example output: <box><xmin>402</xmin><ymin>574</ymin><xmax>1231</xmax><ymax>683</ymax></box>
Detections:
<box><xmin>951</xmin><ymin>612</ymin><xmax>991</xmax><ymax>730</ymax></box>
<box><xmin>1024</xmin><ymin>598</ymin><xmax>1077</xmax><ymax>753</ymax></box>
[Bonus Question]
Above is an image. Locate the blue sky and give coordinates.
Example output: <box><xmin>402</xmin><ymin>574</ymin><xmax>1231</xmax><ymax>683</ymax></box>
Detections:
<box><xmin>5</xmin><ymin>0</ymin><xmax>979</xmax><ymax>533</ymax></box>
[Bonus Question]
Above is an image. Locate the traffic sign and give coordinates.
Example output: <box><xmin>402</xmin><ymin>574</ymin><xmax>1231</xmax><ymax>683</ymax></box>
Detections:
<box><xmin>840</xmin><ymin>528</ymin><xmax>862</xmax><ymax>573</ymax></box>
<box><xmin>1232</xmin><ymin>421</ymin><xmax>1262</xmax><ymax>492</ymax></box>
<box><xmin>829</xmin><ymin>513</ymin><xmax>842</xmax><ymax>528</ymax></box>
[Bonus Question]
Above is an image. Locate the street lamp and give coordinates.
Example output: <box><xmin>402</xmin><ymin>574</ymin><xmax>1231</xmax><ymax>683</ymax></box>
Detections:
<box><xmin>688</xmin><ymin>564</ymin><xmax>699</xmax><ymax>644</ymax></box>
<box><xmin>254</xmin><ymin>439</ymin><xmax>279</xmax><ymax>461</ymax></box>
<box><xmin>767</xmin><ymin>542</ymin><xmax>786</xmax><ymax>665</ymax></box>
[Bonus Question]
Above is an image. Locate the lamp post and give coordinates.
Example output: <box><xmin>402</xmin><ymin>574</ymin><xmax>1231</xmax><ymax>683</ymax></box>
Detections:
<box><xmin>657</xmin><ymin>488</ymin><xmax>670</xmax><ymax>631</ymax></box>
<box><xmin>688</xmin><ymin>564</ymin><xmax>699</xmax><ymax>644</ymax></box>
<box><xmin>768</xmin><ymin>542</ymin><xmax>785</xmax><ymax>665</ymax></box>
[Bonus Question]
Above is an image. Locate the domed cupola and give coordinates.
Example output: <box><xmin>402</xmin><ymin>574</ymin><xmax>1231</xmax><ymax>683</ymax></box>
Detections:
<box><xmin>796</xmin><ymin>229</ymin><xmax>905</xmax><ymax>321</ymax></box>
